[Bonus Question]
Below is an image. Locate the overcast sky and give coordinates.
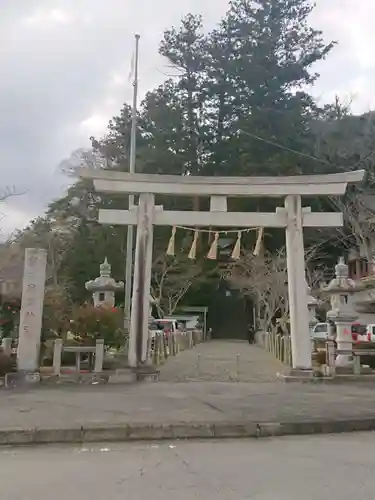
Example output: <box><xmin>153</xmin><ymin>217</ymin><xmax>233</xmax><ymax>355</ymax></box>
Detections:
<box><xmin>0</xmin><ymin>0</ymin><xmax>374</xmax><ymax>237</ymax></box>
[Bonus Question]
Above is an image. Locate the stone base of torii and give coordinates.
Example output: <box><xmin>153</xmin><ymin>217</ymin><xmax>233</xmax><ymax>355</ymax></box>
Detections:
<box><xmin>78</xmin><ymin>168</ymin><xmax>365</xmax><ymax>373</ymax></box>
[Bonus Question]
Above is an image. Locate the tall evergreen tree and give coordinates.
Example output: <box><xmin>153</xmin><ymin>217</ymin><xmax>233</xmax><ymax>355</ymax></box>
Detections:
<box><xmin>203</xmin><ymin>0</ymin><xmax>335</xmax><ymax>175</ymax></box>
<box><xmin>44</xmin><ymin>0</ymin><xmax>341</xmax><ymax>301</ymax></box>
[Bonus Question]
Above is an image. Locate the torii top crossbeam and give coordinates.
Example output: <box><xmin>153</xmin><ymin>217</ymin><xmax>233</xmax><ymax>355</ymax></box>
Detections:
<box><xmin>78</xmin><ymin>168</ymin><xmax>365</xmax><ymax>197</ymax></box>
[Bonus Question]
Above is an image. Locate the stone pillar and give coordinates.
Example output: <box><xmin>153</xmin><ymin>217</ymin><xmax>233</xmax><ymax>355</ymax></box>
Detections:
<box><xmin>17</xmin><ymin>248</ymin><xmax>47</xmax><ymax>372</ymax></box>
<box><xmin>284</xmin><ymin>195</ymin><xmax>312</xmax><ymax>370</ymax></box>
<box><xmin>128</xmin><ymin>193</ymin><xmax>155</xmax><ymax>367</ymax></box>
<box><xmin>94</xmin><ymin>339</ymin><xmax>105</xmax><ymax>373</ymax></box>
<box><xmin>53</xmin><ymin>339</ymin><xmax>63</xmax><ymax>375</ymax></box>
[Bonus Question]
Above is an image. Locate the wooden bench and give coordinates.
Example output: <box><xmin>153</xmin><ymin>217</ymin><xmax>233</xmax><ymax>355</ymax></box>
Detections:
<box><xmin>52</xmin><ymin>339</ymin><xmax>104</xmax><ymax>375</ymax></box>
<box><xmin>326</xmin><ymin>340</ymin><xmax>375</xmax><ymax>376</ymax></box>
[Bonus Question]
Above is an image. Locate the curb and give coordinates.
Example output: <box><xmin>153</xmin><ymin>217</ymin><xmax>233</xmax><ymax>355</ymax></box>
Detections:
<box><xmin>1</xmin><ymin>418</ymin><xmax>375</xmax><ymax>446</ymax></box>
<box><xmin>278</xmin><ymin>373</ymin><xmax>375</xmax><ymax>384</ymax></box>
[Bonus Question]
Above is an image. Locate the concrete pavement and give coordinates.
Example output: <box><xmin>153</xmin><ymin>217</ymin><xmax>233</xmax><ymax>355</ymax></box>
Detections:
<box><xmin>2</xmin><ymin>381</ymin><xmax>375</xmax><ymax>443</ymax></box>
<box><xmin>1</xmin><ymin>341</ymin><xmax>375</xmax><ymax>445</ymax></box>
<box><xmin>2</xmin><ymin>433</ymin><xmax>375</xmax><ymax>499</ymax></box>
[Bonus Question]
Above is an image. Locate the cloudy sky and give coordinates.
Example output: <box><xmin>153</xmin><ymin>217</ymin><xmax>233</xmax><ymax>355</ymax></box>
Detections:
<box><xmin>0</xmin><ymin>0</ymin><xmax>374</xmax><ymax>237</ymax></box>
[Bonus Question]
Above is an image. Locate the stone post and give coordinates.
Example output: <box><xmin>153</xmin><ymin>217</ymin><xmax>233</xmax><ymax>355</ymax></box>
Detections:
<box><xmin>94</xmin><ymin>339</ymin><xmax>105</xmax><ymax>373</ymax></box>
<box><xmin>17</xmin><ymin>248</ymin><xmax>47</xmax><ymax>372</ymax></box>
<box><xmin>53</xmin><ymin>339</ymin><xmax>63</xmax><ymax>375</ymax></box>
<box><xmin>323</xmin><ymin>257</ymin><xmax>358</xmax><ymax>367</ymax></box>
<box><xmin>1</xmin><ymin>338</ymin><xmax>12</xmax><ymax>357</ymax></box>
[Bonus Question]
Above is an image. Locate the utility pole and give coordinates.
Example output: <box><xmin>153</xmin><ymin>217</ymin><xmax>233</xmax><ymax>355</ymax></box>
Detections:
<box><xmin>124</xmin><ymin>34</ymin><xmax>140</xmax><ymax>331</ymax></box>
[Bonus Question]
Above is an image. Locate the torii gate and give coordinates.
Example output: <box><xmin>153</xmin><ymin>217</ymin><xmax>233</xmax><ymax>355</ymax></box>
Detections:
<box><xmin>78</xmin><ymin>168</ymin><xmax>365</xmax><ymax>373</ymax></box>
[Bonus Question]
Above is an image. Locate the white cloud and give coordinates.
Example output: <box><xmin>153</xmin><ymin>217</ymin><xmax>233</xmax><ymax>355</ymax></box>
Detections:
<box><xmin>311</xmin><ymin>0</ymin><xmax>375</xmax><ymax>112</ymax></box>
<box><xmin>23</xmin><ymin>8</ymin><xmax>72</xmax><ymax>27</ymax></box>
<box><xmin>79</xmin><ymin>114</ymin><xmax>110</xmax><ymax>138</ymax></box>
<box><xmin>0</xmin><ymin>202</ymin><xmax>37</xmax><ymax>240</ymax></box>
<box><xmin>110</xmin><ymin>72</ymin><xmax>129</xmax><ymax>87</ymax></box>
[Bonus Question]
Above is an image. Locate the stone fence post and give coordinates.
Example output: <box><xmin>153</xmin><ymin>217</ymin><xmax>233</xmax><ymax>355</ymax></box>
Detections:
<box><xmin>1</xmin><ymin>338</ymin><xmax>12</xmax><ymax>357</ymax></box>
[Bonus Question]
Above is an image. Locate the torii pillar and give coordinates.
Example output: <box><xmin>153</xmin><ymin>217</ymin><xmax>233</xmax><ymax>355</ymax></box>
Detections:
<box><xmin>284</xmin><ymin>195</ymin><xmax>312</xmax><ymax>371</ymax></box>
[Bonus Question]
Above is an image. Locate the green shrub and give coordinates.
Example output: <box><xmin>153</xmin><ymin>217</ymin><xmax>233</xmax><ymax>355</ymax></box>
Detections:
<box><xmin>40</xmin><ymin>303</ymin><xmax>128</xmax><ymax>367</ymax></box>
<box><xmin>42</xmin><ymin>284</ymin><xmax>72</xmax><ymax>341</ymax></box>
<box><xmin>0</xmin><ymin>300</ymin><xmax>20</xmax><ymax>338</ymax></box>
<box><xmin>68</xmin><ymin>303</ymin><xmax>127</xmax><ymax>349</ymax></box>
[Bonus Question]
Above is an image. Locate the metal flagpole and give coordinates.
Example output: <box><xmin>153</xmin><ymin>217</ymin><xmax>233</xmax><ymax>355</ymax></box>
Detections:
<box><xmin>124</xmin><ymin>34</ymin><xmax>140</xmax><ymax>331</ymax></box>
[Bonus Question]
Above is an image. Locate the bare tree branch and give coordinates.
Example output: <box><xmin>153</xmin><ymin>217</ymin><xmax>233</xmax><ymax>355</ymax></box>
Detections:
<box><xmin>58</xmin><ymin>148</ymin><xmax>108</xmax><ymax>177</ymax></box>
<box><xmin>151</xmin><ymin>253</ymin><xmax>213</xmax><ymax>317</ymax></box>
<box><xmin>0</xmin><ymin>186</ymin><xmax>24</xmax><ymax>202</ymax></box>
<box><xmin>330</xmin><ymin>188</ymin><xmax>375</xmax><ymax>267</ymax></box>
<box><xmin>224</xmin><ymin>245</ymin><xmax>325</xmax><ymax>332</ymax></box>
<box><xmin>0</xmin><ymin>186</ymin><xmax>25</xmax><ymax>241</ymax></box>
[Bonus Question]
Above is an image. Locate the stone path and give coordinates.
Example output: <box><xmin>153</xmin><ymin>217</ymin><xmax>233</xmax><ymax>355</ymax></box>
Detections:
<box><xmin>158</xmin><ymin>340</ymin><xmax>286</xmax><ymax>382</ymax></box>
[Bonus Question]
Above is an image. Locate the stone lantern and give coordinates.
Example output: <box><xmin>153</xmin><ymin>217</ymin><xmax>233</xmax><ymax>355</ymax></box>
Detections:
<box><xmin>321</xmin><ymin>257</ymin><xmax>361</xmax><ymax>367</ymax></box>
<box><xmin>85</xmin><ymin>258</ymin><xmax>124</xmax><ymax>308</ymax></box>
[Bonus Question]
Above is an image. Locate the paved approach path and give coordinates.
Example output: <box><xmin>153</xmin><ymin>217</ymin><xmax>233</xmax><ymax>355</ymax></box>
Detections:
<box><xmin>2</xmin><ymin>434</ymin><xmax>375</xmax><ymax>499</ymax></box>
<box><xmin>158</xmin><ymin>340</ymin><xmax>286</xmax><ymax>382</ymax></box>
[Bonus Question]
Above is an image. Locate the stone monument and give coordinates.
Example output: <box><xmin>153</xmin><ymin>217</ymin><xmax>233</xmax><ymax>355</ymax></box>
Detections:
<box><xmin>17</xmin><ymin>248</ymin><xmax>47</xmax><ymax>372</ymax></box>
